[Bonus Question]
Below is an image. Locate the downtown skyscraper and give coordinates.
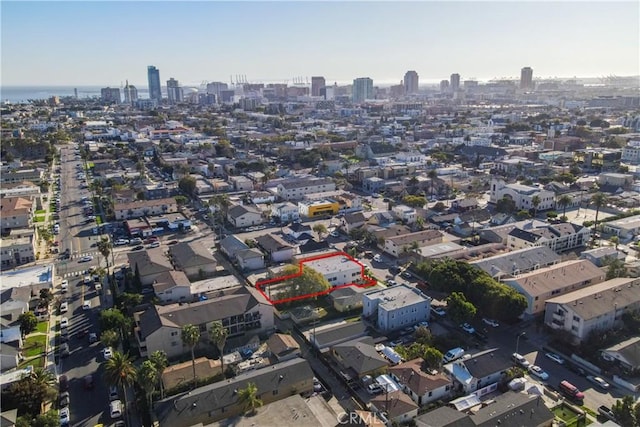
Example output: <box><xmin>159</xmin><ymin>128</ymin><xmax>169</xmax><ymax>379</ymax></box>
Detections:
<box><xmin>352</xmin><ymin>77</ymin><xmax>373</xmax><ymax>103</ymax></box>
<box><xmin>147</xmin><ymin>65</ymin><xmax>162</xmax><ymax>101</ymax></box>
<box><xmin>403</xmin><ymin>70</ymin><xmax>419</xmax><ymax>94</ymax></box>
<box><xmin>520</xmin><ymin>67</ymin><xmax>534</xmax><ymax>90</ymax></box>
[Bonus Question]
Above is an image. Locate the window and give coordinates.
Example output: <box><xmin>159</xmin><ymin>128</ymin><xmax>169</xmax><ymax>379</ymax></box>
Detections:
<box><xmin>170</xmin><ymin>331</ymin><xmax>178</xmax><ymax>336</ymax></box>
<box><xmin>273</xmin><ymin>389</ymin><xmax>279</xmax><ymax>396</ymax></box>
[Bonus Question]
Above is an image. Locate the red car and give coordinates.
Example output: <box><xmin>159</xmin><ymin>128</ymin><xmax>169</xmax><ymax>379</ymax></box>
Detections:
<box><xmin>52</xmin><ymin>241</ymin><xmax>59</xmax><ymax>246</ymax></box>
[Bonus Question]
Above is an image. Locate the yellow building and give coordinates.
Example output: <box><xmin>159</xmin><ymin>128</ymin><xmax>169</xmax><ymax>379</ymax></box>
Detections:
<box><xmin>299</xmin><ymin>199</ymin><xmax>339</xmax><ymax>218</ymax></box>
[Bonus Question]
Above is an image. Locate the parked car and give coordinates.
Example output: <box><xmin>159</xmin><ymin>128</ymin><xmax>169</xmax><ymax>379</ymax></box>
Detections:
<box><xmin>89</xmin><ymin>332</ymin><xmax>98</xmax><ymax>343</ymax></box>
<box><xmin>460</xmin><ymin>323</ymin><xmax>476</xmax><ymax>334</ymax></box>
<box><xmin>60</xmin><ymin>317</ymin><xmax>69</xmax><ymax>329</ymax></box>
<box><xmin>132</xmin><ymin>245</ymin><xmax>144</xmax><ymax>251</ymax></box>
<box><xmin>59</xmin><ymin>391</ymin><xmax>70</xmax><ymax>408</ymax></box>
<box><xmin>59</xmin><ymin>375</ymin><xmax>68</xmax><ymax>392</ymax></box>
<box><xmin>545</xmin><ymin>352</ymin><xmax>565</xmax><ymax>365</ymax></box>
<box><xmin>587</xmin><ymin>376</ymin><xmax>610</xmax><ymax>390</ymax></box>
<box><xmin>431</xmin><ymin>307</ymin><xmax>446</xmax><ymax>317</ymax></box>
<box><xmin>147</xmin><ymin>241</ymin><xmax>160</xmax><ymax>248</ymax></box>
<box><xmin>110</xmin><ymin>400</ymin><xmax>123</xmax><ymax>419</ymax></box>
<box><xmin>512</xmin><ymin>353</ymin><xmax>530</xmax><ymax>368</ymax></box>
<box><xmin>598</xmin><ymin>406</ymin><xmax>618</xmax><ymax>423</ymax></box>
<box><xmin>367</xmin><ymin>383</ymin><xmax>384</xmax><ymax>395</ymax></box>
<box><xmin>109</xmin><ymin>386</ymin><xmax>119</xmax><ymax>401</ymax></box>
<box><xmin>84</xmin><ymin>374</ymin><xmax>94</xmax><ymax>390</ymax></box>
<box><xmin>482</xmin><ymin>318</ymin><xmax>499</xmax><ymax>327</ymax></box>
<box><xmin>60</xmin><ymin>343</ymin><xmax>70</xmax><ymax>358</ymax></box>
<box><xmin>103</xmin><ymin>347</ymin><xmax>113</xmax><ymax>360</ymax></box>
<box><xmin>78</xmin><ymin>255</ymin><xmax>93</xmax><ymax>263</ymax></box>
<box><xmin>60</xmin><ymin>407</ymin><xmax>70</xmax><ymax>426</ymax></box>
<box><xmin>528</xmin><ymin>365</ymin><xmax>549</xmax><ymax>381</ymax></box>
<box><xmin>82</xmin><ymin>301</ymin><xmax>91</xmax><ymax>310</ymax></box>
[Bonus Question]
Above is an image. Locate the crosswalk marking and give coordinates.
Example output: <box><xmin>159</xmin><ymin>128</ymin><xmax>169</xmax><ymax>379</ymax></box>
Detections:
<box><xmin>68</xmin><ymin>251</ymin><xmax>99</xmax><ymax>260</ymax></box>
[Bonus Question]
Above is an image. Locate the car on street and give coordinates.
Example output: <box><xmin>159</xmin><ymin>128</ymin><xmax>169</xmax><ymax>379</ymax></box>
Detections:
<box><xmin>401</xmin><ymin>271</ymin><xmax>412</xmax><ymax>279</ymax></box>
<box><xmin>528</xmin><ymin>365</ymin><xmax>549</xmax><ymax>381</ymax></box>
<box><xmin>460</xmin><ymin>323</ymin><xmax>476</xmax><ymax>334</ymax></box>
<box><xmin>82</xmin><ymin>301</ymin><xmax>91</xmax><ymax>310</ymax></box>
<box><xmin>431</xmin><ymin>307</ymin><xmax>446</xmax><ymax>317</ymax></box>
<box><xmin>60</xmin><ymin>279</ymin><xmax>68</xmax><ymax>293</ymax></box>
<box><xmin>109</xmin><ymin>385</ymin><xmax>119</xmax><ymax>401</ymax></box>
<box><xmin>103</xmin><ymin>347</ymin><xmax>113</xmax><ymax>360</ymax></box>
<box><xmin>79</xmin><ymin>255</ymin><xmax>93</xmax><ymax>263</ymax></box>
<box><xmin>60</xmin><ymin>343</ymin><xmax>70</xmax><ymax>358</ymax></box>
<box><xmin>89</xmin><ymin>332</ymin><xmax>98</xmax><ymax>343</ymax></box>
<box><xmin>59</xmin><ymin>391</ymin><xmax>70</xmax><ymax>408</ymax></box>
<box><xmin>373</xmin><ymin>254</ymin><xmax>383</xmax><ymax>262</ymax></box>
<box><xmin>110</xmin><ymin>400</ymin><xmax>123</xmax><ymax>419</ymax></box>
<box><xmin>545</xmin><ymin>352</ymin><xmax>565</xmax><ymax>365</ymax></box>
<box><xmin>147</xmin><ymin>241</ymin><xmax>160</xmax><ymax>248</ymax></box>
<box><xmin>59</xmin><ymin>407</ymin><xmax>70</xmax><ymax>426</ymax></box>
<box><xmin>132</xmin><ymin>245</ymin><xmax>144</xmax><ymax>251</ymax></box>
<box><xmin>59</xmin><ymin>375</ymin><xmax>68</xmax><ymax>392</ymax></box>
<box><xmin>482</xmin><ymin>318</ymin><xmax>499</xmax><ymax>327</ymax></box>
<box><xmin>387</xmin><ymin>279</ymin><xmax>398</xmax><ymax>286</ymax></box>
<box><xmin>60</xmin><ymin>301</ymin><xmax>68</xmax><ymax>313</ymax></box>
<box><xmin>84</xmin><ymin>374</ymin><xmax>94</xmax><ymax>390</ymax></box>
<box><xmin>587</xmin><ymin>376</ymin><xmax>610</xmax><ymax>390</ymax></box>
<box><xmin>114</xmin><ymin>239</ymin><xmax>129</xmax><ymax>246</ymax></box>
<box><xmin>512</xmin><ymin>353</ymin><xmax>530</xmax><ymax>368</ymax></box>
<box><xmin>60</xmin><ymin>317</ymin><xmax>69</xmax><ymax>329</ymax></box>
<box><xmin>598</xmin><ymin>406</ymin><xmax>618</xmax><ymax>423</ymax></box>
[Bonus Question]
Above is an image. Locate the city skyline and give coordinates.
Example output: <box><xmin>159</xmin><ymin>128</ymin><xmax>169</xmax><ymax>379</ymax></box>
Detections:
<box><xmin>1</xmin><ymin>1</ymin><xmax>639</xmax><ymax>86</ymax></box>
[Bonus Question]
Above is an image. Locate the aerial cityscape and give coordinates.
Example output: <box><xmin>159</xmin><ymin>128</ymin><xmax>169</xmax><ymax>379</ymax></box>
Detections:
<box><xmin>1</xmin><ymin>2</ymin><xmax>640</xmax><ymax>427</ymax></box>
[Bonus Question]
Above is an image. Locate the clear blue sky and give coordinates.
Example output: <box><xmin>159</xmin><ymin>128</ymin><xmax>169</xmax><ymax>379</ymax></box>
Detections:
<box><xmin>2</xmin><ymin>1</ymin><xmax>639</xmax><ymax>86</ymax></box>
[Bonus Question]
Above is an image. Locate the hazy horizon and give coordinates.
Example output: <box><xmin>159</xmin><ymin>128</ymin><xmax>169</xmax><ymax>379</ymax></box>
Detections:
<box><xmin>2</xmin><ymin>1</ymin><xmax>639</xmax><ymax>87</ymax></box>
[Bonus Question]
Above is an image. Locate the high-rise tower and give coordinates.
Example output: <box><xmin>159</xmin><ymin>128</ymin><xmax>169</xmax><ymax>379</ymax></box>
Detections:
<box><xmin>450</xmin><ymin>73</ymin><xmax>460</xmax><ymax>92</ymax></box>
<box><xmin>311</xmin><ymin>76</ymin><xmax>326</xmax><ymax>97</ymax></box>
<box><xmin>520</xmin><ymin>67</ymin><xmax>533</xmax><ymax>90</ymax></box>
<box><xmin>403</xmin><ymin>71</ymin><xmax>419</xmax><ymax>94</ymax></box>
<box><xmin>147</xmin><ymin>65</ymin><xmax>162</xmax><ymax>101</ymax></box>
<box><xmin>166</xmin><ymin>78</ymin><xmax>184</xmax><ymax>104</ymax></box>
<box><xmin>352</xmin><ymin>77</ymin><xmax>373</xmax><ymax>103</ymax></box>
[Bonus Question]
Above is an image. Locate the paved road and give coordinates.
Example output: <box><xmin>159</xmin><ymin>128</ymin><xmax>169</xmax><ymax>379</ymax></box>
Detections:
<box><xmin>56</xmin><ymin>145</ymin><xmax>113</xmax><ymax>427</ymax></box>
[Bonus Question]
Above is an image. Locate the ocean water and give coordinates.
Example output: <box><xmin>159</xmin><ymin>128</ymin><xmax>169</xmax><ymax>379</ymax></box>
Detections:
<box><xmin>0</xmin><ymin>86</ymin><xmax>149</xmax><ymax>103</ymax></box>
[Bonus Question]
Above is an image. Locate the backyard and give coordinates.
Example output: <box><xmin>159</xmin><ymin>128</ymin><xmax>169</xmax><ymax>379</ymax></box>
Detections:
<box><xmin>552</xmin><ymin>404</ymin><xmax>591</xmax><ymax>427</ymax></box>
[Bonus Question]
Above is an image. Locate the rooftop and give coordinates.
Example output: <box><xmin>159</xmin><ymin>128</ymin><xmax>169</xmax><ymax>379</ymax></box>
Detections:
<box><xmin>364</xmin><ymin>284</ymin><xmax>430</xmax><ymax>310</ymax></box>
<box><xmin>305</xmin><ymin>254</ymin><xmax>362</xmax><ymax>276</ymax></box>
<box><xmin>506</xmin><ymin>259</ymin><xmax>605</xmax><ymax>297</ymax></box>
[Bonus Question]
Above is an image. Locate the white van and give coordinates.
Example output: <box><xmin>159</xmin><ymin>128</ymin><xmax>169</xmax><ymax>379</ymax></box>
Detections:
<box><xmin>109</xmin><ymin>400</ymin><xmax>122</xmax><ymax>419</ymax></box>
<box><xmin>443</xmin><ymin>347</ymin><xmax>465</xmax><ymax>363</ymax></box>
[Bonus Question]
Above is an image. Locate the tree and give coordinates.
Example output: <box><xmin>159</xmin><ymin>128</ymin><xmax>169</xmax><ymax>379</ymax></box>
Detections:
<box><xmin>414</xmin><ymin>326</ymin><xmax>432</xmax><ymax>345</ymax></box>
<box><xmin>181</xmin><ymin>324</ymin><xmax>201</xmax><ymax>388</ymax></box>
<box><xmin>237</xmin><ymin>382</ymin><xmax>263</xmax><ymax>415</ymax></box>
<box><xmin>446</xmin><ymin>291</ymin><xmax>477</xmax><ymax>324</ymax></box>
<box><xmin>611</xmin><ymin>395</ymin><xmax>638</xmax><ymax>427</ymax></box>
<box><xmin>18</xmin><ymin>411</ymin><xmax>59</xmax><ymax>427</ymax></box>
<box><xmin>422</xmin><ymin>347</ymin><xmax>443</xmax><ymax>370</ymax></box>
<box><xmin>99</xmin><ymin>308</ymin><xmax>129</xmax><ymax>334</ymax></box>
<box><xmin>496</xmin><ymin>196</ymin><xmax>516</xmax><ymax>214</ymax></box>
<box><xmin>427</xmin><ymin>169</ymin><xmax>438</xmax><ymax>197</ymax></box>
<box><xmin>137</xmin><ymin>360</ymin><xmax>159</xmax><ymax>410</ymax></box>
<box><xmin>209</xmin><ymin>321</ymin><xmax>229</xmax><ymax>375</ymax></box>
<box><xmin>5</xmin><ymin>368</ymin><xmax>56</xmax><ymax>415</ymax></box>
<box><xmin>97</xmin><ymin>237</ymin><xmax>112</xmax><ymax>268</ymax></box>
<box><xmin>591</xmin><ymin>192</ymin><xmax>608</xmax><ymax>240</ymax></box>
<box><xmin>312</xmin><ymin>223</ymin><xmax>328</xmax><ymax>240</ymax></box>
<box><xmin>403</xmin><ymin>195</ymin><xmax>427</xmax><ymax>208</ymax></box>
<box><xmin>178</xmin><ymin>176</ymin><xmax>196</xmax><ymax>196</ymax></box>
<box><xmin>279</xmin><ymin>265</ymin><xmax>331</xmax><ymax>300</ymax></box>
<box><xmin>557</xmin><ymin>194</ymin><xmax>572</xmax><ymax>220</ymax></box>
<box><xmin>531</xmin><ymin>195</ymin><xmax>541</xmax><ymax>218</ymax></box>
<box><xmin>104</xmin><ymin>351</ymin><xmax>136</xmax><ymax>421</ymax></box>
<box><xmin>603</xmin><ymin>257</ymin><xmax>627</xmax><ymax>280</ymax></box>
<box><xmin>18</xmin><ymin>311</ymin><xmax>38</xmax><ymax>336</ymax></box>
<box><xmin>118</xmin><ymin>292</ymin><xmax>143</xmax><ymax>314</ymax></box>
<box><xmin>101</xmin><ymin>329</ymin><xmax>120</xmax><ymax>349</ymax></box>
<box><xmin>149</xmin><ymin>350</ymin><xmax>168</xmax><ymax>399</ymax></box>
<box><xmin>38</xmin><ymin>289</ymin><xmax>53</xmax><ymax>308</ymax></box>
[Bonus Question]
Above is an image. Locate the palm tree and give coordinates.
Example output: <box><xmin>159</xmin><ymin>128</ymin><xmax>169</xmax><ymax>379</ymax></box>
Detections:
<box><xmin>237</xmin><ymin>382</ymin><xmax>263</xmax><ymax>415</ymax></box>
<box><xmin>427</xmin><ymin>169</ymin><xmax>438</xmax><ymax>198</ymax></box>
<box><xmin>149</xmin><ymin>350</ymin><xmax>168</xmax><ymax>399</ymax></box>
<box><xmin>97</xmin><ymin>237</ymin><xmax>112</xmax><ymax>269</ymax></box>
<box><xmin>591</xmin><ymin>192</ymin><xmax>608</xmax><ymax>243</ymax></box>
<box><xmin>104</xmin><ymin>351</ymin><xmax>136</xmax><ymax>420</ymax></box>
<box><xmin>30</xmin><ymin>367</ymin><xmax>56</xmax><ymax>390</ymax></box>
<box><xmin>137</xmin><ymin>360</ymin><xmax>158</xmax><ymax>410</ymax></box>
<box><xmin>209</xmin><ymin>321</ymin><xmax>229</xmax><ymax>375</ymax></box>
<box><xmin>557</xmin><ymin>194</ymin><xmax>572</xmax><ymax>220</ymax></box>
<box><xmin>531</xmin><ymin>195</ymin><xmax>541</xmax><ymax>218</ymax></box>
<box><xmin>181</xmin><ymin>324</ymin><xmax>201</xmax><ymax>388</ymax></box>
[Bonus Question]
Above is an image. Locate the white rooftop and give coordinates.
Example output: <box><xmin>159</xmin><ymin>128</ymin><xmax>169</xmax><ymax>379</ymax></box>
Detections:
<box><xmin>0</xmin><ymin>264</ymin><xmax>54</xmax><ymax>291</ymax></box>
<box><xmin>305</xmin><ymin>255</ymin><xmax>362</xmax><ymax>276</ymax></box>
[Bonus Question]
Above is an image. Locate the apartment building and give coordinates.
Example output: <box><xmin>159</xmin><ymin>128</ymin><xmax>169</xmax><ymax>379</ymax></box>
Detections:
<box><xmin>0</xmin><ymin>236</ymin><xmax>36</xmax><ymax>267</ymax></box>
<box><xmin>276</xmin><ymin>177</ymin><xmax>336</xmax><ymax>201</ymax></box>
<box><xmin>383</xmin><ymin>230</ymin><xmax>443</xmax><ymax>258</ymax></box>
<box><xmin>0</xmin><ymin>197</ymin><xmax>32</xmax><ymax>232</ymax></box>
<box><xmin>544</xmin><ymin>278</ymin><xmax>640</xmax><ymax>343</ymax></box>
<box><xmin>601</xmin><ymin>214</ymin><xmax>640</xmax><ymax>239</ymax></box>
<box><xmin>363</xmin><ymin>284</ymin><xmax>431</xmax><ymax>333</ymax></box>
<box><xmin>489</xmin><ymin>179</ymin><xmax>555</xmax><ymax>211</ymax></box>
<box><xmin>305</xmin><ymin>254</ymin><xmax>363</xmax><ymax>287</ymax></box>
<box><xmin>506</xmin><ymin>222</ymin><xmax>591</xmax><ymax>253</ymax></box>
<box><xmin>114</xmin><ymin>198</ymin><xmax>177</xmax><ymax>220</ymax></box>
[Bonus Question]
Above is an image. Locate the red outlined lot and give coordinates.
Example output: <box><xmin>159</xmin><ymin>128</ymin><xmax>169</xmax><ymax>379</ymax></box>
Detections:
<box><xmin>255</xmin><ymin>251</ymin><xmax>376</xmax><ymax>305</ymax></box>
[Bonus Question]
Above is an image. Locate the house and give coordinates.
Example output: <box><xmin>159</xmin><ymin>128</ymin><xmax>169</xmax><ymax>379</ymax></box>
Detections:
<box><xmin>601</xmin><ymin>214</ymin><xmax>640</xmax><ymax>239</ymax></box>
<box><xmin>470</xmin><ymin>246</ymin><xmax>561</xmax><ymax>280</ymax></box>
<box><xmin>503</xmin><ymin>259</ymin><xmax>605</xmax><ymax>317</ymax></box>
<box><xmin>266</xmin><ymin>333</ymin><xmax>300</xmax><ymax>362</ymax></box>
<box><xmin>580</xmin><ymin>246</ymin><xmax>626</xmax><ymax>267</ymax></box>
<box><xmin>415</xmin><ymin>391</ymin><xmax>554</xmax><ymax>427</ymax></box>
<box><xmin>229</xmin><ymin>175</ymin><xmax>254</xmax><ymax>191</ymax></box>
<box><xmin>451</xmin><ymin>198</ymin><xmax>479</xmax><ymax>213</ymax></box>
<box><xmin>601</xmin><ymin>336</ymin><xmax>640</xmax><ymax>373</ymax></box>
<box><xmin>114</xmin><ymin>197</ymin><xmax>177</xmax><ymax>220</ymax></box>
<box><xmin>383</xmin><ymin>230</ymin><xmax>443</xmax><ymax>258</ymax></box>
<box><xmin>0</xmin><ymin>343</ymin><xmax>21</xmax><ymax>372</ymax></box>
<box><xmin>309</xmin><ymin>320</ymin><xmax>368</xmax><ymax>351</ymax></box>
<box><xmin>0</xmin><ymin>236</ymin><xmax>36</xmax><ymax>268</ymax></box>
<box><xmin>285</xmin><ymin>223</ymin><xmax>313</xmax><ymax>239</ymax></box>
<box><xmin>331</xmin><ymin>337</ymin><xmax>389</xmax><ymax>381</ymax></box>
<box><xmin>154</xmin><ymin>357</ymin><xmax>314</xmax><ymax>427</ymax></box>
<box><xmin>489</xmin><ymin>179</ymin><xmax>555</xmax><ymax>211</ymax></box>
<box><xmin>369</xmin><ymin>390</ymin><xmax>419</xmax><ymax>426</ymax></box>
<box><xmin>298</xmin><ymin>239</ymin><xmax>330</xmax><ymax>253</ymax></box>
<box><xmin>271</xmin><ymin>202</ymin><xmax>300</xmax><ymax>222</ymax></box>
<box><xmin>276</xmin><ymin>177</ymin><xmax>336</xmax><ymax>200</ymax></box>
<box><xmin>363</xmin><ymin>284</ymin><xmax>431</xmax><ymax>333</ymax></box>
<box><xmin>506</xmin><ymin>222</ymin><xmax>591</xmax><ymax>253</ymax></box>
<box><xmin>255</xmin><ymin>234</ymin><xmax>296</xmax><ymax>263</ymax></box>
<box><xmin>392</xmin><ymin>205</ymin><xmax>418</xmax><ymax>224</ymax></box>
<box><xmin>219</xmin><ymin>235</ymin><xmax>250</xmax><ymax>260</ymax></box>
<box><xmin>168</xmin><ymin>241</ymin><xmax>217</xmax><ymax>279</ymax></box>
<box><xmin>0</xmin><ymin>197</ymin><xmax>32</xmax><ymax>233</ymax></box>
<box><xmin>367</xmin><ymin>211</ymin><xmax>396</xmax><ymax>228</ymax></box>
<box><xmin>544</xmin><ymin>277</ymin><xmax>640</xmax><ymax>343</ymax></box>
<box><xmin>161</xmin><ymin>357</ymin><xmax>222</xmax><ymax>392</ymax></box>
<box><xmin>305</xmin><ymin>254</ymin><xmax>363</xmax><ymax>287</ymax></box>
<box><xmin>227</xmin><ymin>204</ymin><xmax>263</xmax><ymax>229</ymax></box>
<box><xmin>329</xmin><ymin>285</ymin><xmax>376</xmax><ymax>312</ymax></box>
<box><xmin>236</xmin><ymin>249</ymin><xmax>266</xmax><ymax>271</ymax></box>
<box><xmin>135</xmin><ymin>286</ymin><xmax>273</xmax><ymax>358</ymax></box>
<box><xmin>388</xmin><ymin>358</ymin><xmax>453</xmax><ymax>406</ymax></box>
<box><xmin>127</xmin><ymin>249</ymin><xmax>173</xmax><ymax>287</ymax></box>
<box><xmin>340</xmin><ymin>212</ymin><xmax>366</xmax><ymax>233</ymax></box>
<box><xmin>152</xmin><ymin>270</ymin><xmax>192</xmax><ymax>304</ymax></box>
<box><xmin>444</xmin><ymin>348</ymin><xmax>511</xmax><ymax>394</ymax></box>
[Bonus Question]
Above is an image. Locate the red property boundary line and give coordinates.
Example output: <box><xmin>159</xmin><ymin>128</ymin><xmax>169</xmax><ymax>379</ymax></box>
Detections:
<box><xmin>255</xmin><ymin>251</ymin><xmax>377</xmax><ymax>305</ymax></box>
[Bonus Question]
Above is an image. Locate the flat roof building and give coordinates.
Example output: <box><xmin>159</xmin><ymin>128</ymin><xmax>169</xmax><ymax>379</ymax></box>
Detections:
<box><xmin>305</xmin><ymin>254</ymin><xmax>363</xmax><ymax>287</ymax></box>
<box><xmin>363</xmin><ymin>284</ymin><xmax>431</xmax><ymax>333</ymax></box>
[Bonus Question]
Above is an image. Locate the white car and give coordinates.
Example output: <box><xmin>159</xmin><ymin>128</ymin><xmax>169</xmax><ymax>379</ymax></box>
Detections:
<box><xmin>82</xmin><ymin>301</ymin><xmax>91</xmax><ymax>310</ymax></box>
<box><xmin>512</xmin><ymin>352</ymin><xmax>530</xmax><ymax>368</ymax></box>
<box><xmin>79</xmin><ymin>255</ymin><xmax>93</xmax><ymax>263</ymax></box>
<box><xmin>103</xmin><ymin>347</ymin><xmax>113</xmax><ymax>360</ymax></box>
<box><xmin>60</xmin><ymin>317</ymin><xmax>69</xmax><ymax>329</ymax></box>
<box><xmin>373</xmin><ymin>254</ymin><xmax>383</xmax><ymax>262</ymax></box>
<box><xmin>528</xmin><ymin>365</ymin><xmax>549</xmax><ymax>381</ymax></box>
<box><xmin>587</xmin><ymin>375</ymin><xmax>610</xmax><ymax>389</ymax></box>
<box><xmin>545</xmin><ymin>352</ymin><xmax>565</xmax><ymax>365</ymax></box>
<box><xmin>60</xmin><ymin>302</ymin><xmax>68</xmax><ymax>313</ymax></box>
<box><xmin>460</xmin><ymin>323</ymin><xmax>476</xmax><ymax>334</ymax></box>
<box><xmin>59</xmin><ymin>407</ymin><xmax>70</xmax><ymax>426</ymax></box>
<box><xmin>114</xmin><ymin>239</ymin><xmax>129</xmax><ymax>246</ymax></box>
<box><xmin>482</xmin><ymin>318</ymin><xmax>499</xmax><ymax>327</ymax></box>
<box><xmin>60</xmin><ymin>280</ymin><xmax>69</xmax><ymax>293</ymax></box>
